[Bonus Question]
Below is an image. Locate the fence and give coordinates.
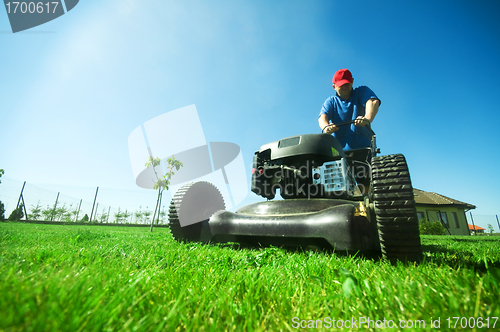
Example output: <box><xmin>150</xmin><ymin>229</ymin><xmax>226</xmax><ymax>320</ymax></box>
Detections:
<box><xmin>468</xmin><ymin>213</ymin><xmax>500</xmax><ymax>235</ymax></box>
<box><xmin>0</xmin><ymin>177</ymin><xmax>170</xmax><ymax>225</ymax></box>
<box><xmin>1</xmin><ymin>176</ymin><xmax>500</xmax><ymax>232</ymax></box>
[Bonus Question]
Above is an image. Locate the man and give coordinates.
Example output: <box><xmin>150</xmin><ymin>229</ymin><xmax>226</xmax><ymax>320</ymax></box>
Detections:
<box><xmin>318</xmin><ymin>69</ymin><xmax>381</xmax><ymax>194</ymax></box>
<box><xmin>318</xmin><ymin>68</ymin><xmax>380</xmax><ymax>151</ymax></box>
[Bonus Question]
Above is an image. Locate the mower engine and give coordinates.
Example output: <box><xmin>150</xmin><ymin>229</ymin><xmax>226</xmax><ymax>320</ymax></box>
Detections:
<box><xmin>251</xmin><ymin>134</ymin><xmax>357</xmax><ymax>200</ymax></box>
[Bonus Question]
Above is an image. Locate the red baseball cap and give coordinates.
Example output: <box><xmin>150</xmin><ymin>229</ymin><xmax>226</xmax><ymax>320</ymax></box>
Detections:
<box><xmin>332</xmin><ymin>69</ymin><xmax>353</xmax><ymax>86</ymax></box>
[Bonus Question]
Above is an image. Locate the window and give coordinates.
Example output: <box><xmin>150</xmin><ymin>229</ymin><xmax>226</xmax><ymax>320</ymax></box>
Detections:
<box><xmin>426</xmin><ymin>210</ymin><xmax>438</xmax><ymax>222</ymax></box>
<box><xmin>438</xmin><ymin>212</ymin><xmax>449</xmax><ymax>228</ymax></box>
<box><xmin>417</xmin><ymin>212</ymin><xmax>425</xmax><ymax>222</ymax></box>
<box><xmin>452</xmin><ymin>212</ymin><xmax>459</xmax><ymax>228</ymax></box>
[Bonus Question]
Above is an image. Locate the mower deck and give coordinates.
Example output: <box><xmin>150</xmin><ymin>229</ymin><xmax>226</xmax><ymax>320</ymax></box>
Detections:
<box><xmin>200</xmin><ymin>199</ymin><xmax>380</xmax><ymax>252</ymax></box>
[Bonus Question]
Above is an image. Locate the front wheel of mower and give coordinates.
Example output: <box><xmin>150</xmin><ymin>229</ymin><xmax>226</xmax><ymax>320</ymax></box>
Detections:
<box><xmin>168</xmin><ymin>181</ymin><xmax>225</xmax><ymax>242</ymax></box>
<box><xmin>371</xmin><ymin>154</ymin><xmax>422</xmax><ymax>262</ymax></box>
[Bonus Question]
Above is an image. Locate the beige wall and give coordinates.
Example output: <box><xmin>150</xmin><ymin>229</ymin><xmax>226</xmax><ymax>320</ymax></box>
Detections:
<box><xmin>416</xmin><ymin>205</ymin><xmax>470</xmax><ymax>236</ymax></box>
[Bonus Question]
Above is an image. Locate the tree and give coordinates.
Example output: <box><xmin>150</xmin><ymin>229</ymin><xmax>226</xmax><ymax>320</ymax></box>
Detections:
<box><xmin>99</xmin><ymin>208</ymin><xmax>108</xmax><ymax>224</ymax></box>
<box><xmin>145</xmin><ymin>156</ymin><xmax>183</xmax><ymax>232</ymax></box>
<box><xmin>0</xmin><ymin>202</ymin><xmax>5</xmax><ymax>221</ymax></box>
<box><xmin>8</xmin><ymin>204</ymin><xmax>24</xmax><ymax>221</ymax></box>
<box><xmin>114</xmin><ymin>208</ymin><xmax>132</xmax><ymax>224</ymax></box>
<box><xmin>55</xmin><ymin>204</ymin><xmax>70</xmax><ymax>222</ymax></box>
<box><xmin>123</xmin><ymin>210</ymin><xmax>132</xmax><ymax>224</ymax></box>
<box><xmin>487</xmin><ymin>224</ymin><xmax>494</xmax><ymax>234</ymax></box>
<box><xmin>142</xmin><ymin>207</ymin><xmax>152</xmax><ymax>224</ymax></box>
<box><xmin>41</xmin><ymin>205</ymin><xmax>57</xmax><ymax>221</ymax></box>
<box><xmin>134</xmin><ymin>206</ymin><xmax>144</xmax><ymax>224</ymax></box>
<box><xmin>0</xmin><ymin>169</ymin><xmax>5</xmax><ymax>221</ymax></box>
<box><xmin>70</xmin><ymin>204</ymin><xmax>80</xmax><ymax>222</ymax></box>
<box><xmin>28</xmin><ymin>201</ymin><xmax>43</xmax><ymax>221</ymax></box>
<box><xmin>157</xmin><ymin>205</ymin><xmax>167</xmax><ymax>225</ymax></box>
<box><xmin>114</xmin><ymin>208</ymin><xmax>125</xmax><ymax>224</ymax></box>
<box><xmin>60</xmin><ymin>204</ymin><xmax>73</xmax><ymax>222</ymax></box>
<box><xmin>81</xmin><ymin>214</ymin><xmax>89</xmax><ymax>222</ymax></box>
<box><xmin>0</xmin><ymin>201</ymin><xmax>5</xmax><ymax>222</ymax></box>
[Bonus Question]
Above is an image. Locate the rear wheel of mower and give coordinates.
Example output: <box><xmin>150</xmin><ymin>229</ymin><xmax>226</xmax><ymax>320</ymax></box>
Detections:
<box><xmin>371</xmin><ymin>154</ymin><xmax>422</xmax><ymax>262</ymax></box>
<box><xmin>168</xmin><ymin>181</ymin><xmax>225</xmax><ymax>242</ymax></box>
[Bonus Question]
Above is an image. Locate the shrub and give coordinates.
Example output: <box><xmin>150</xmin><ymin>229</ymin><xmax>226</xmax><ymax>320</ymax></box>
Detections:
<box><xmin>8</xmin><ymin>204</ymin><xmax>24</xmax><ymax>221</ymax></box>
<box><xmin>419</xmin><ymin>219</ymin><xmax>446</xmax><ymax>235</ymax></box>
<box><xmin>0</xmin><ymin>169</ymin><xmax>4</xmax><ymax>221</ymax></box>
<box><xmin>28</xmin><ymin>201</ymin><xmax>42</xmax><ymax>221</ymax></box>
<box><xmin>0</xmin><ymin>201</ymin><xmax>5</xmax><ymax>221</ymax></box>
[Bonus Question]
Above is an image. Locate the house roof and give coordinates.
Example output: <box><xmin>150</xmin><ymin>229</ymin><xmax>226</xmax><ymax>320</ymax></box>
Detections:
<box><xmin>468</xmin><ymin>224</ymin><xmax>485</xmax><ymax>230</ymax></box>
<box><xmin>413</xmin><ymin>189</ymin><xmax>476</xmax><ymax>209</ymax></box>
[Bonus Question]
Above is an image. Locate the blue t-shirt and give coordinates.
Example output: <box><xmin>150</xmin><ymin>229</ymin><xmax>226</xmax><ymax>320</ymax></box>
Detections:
<box><xmin>319</xmin><ymin>85</ymin><xmax>380</xmax><ymax>150</ymax></box>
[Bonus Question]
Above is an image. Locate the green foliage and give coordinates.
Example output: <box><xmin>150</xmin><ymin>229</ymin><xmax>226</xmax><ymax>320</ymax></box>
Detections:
<box><xmin>145</xmin><ymin>156</ymin><xmax>183</xmax><ymax>191</ymax></box>
<box><xmin>60</xmin><ymin>204</ymin><xmax>72</xmax><ymax>222</ymax></box>
<box><xmin>145</xmin><ymin>156</ymin><xmax>183</xmax><ymax>231</ymax></box>
<box><xmin>157</xmin><ymin>205</ymin><xmax>167</xmax><ymax>225</ymax></box>
<box><xmin>114</xmin><ymin>208</ymin><xmax>131</xmax><ymax>224</ymax></box>
<box><xmin>28</xmin><ymin>201</ymin><xmax>42</xmax><ymax>221</ymax></box>
<box><xmin>7</xmin><ymin>204</ymin><xmax>24</xmax><ymax>221</ymax></box>
<box><xmin>48</xmin><ymin>203</ymin><xmax>71</xmax><ymax>222</ymax></box>
<box><xmin>134</xmin><ymin>206</ymin><xmax>144</xmax><ymax>224</ymax></box>
<box><xmin>41</xmin><ymin>205</ymin><xmax>56</xmax><ymax>221</ymax></box>
<box><xmin>0</xmin><ymin>224</ymin><xmax>499</xmax><ymax>331</ymax></box>
<box><xmin>142</xmin><ymin>208</ymin><xmax>152</xmax><ymax>222</ymax></box>
<box><xmin>39</xmin><ymin>204</ymin><xmax>71</xmax><ymax>222</ymax></box>
<box><xmin>487</xmin><ymin>224</ymin><xmax>494</xmax><ymax>234</ymax></box>
<box><xmin>99</xmin><ymin>209</ymin><xmax>109</xmax><ymax>223</ymax></box>
<box><xmin>0</xmin><ymin>169</ymin><xmax>4</xmax><ymax>221</ymax></box>
<box><xmin>132</xmin><ymin>206</ymin><xmax>152</xmax><ymax>224</ymax></box>
<box><xmin>419</xmin><ymin>219</ymin><xmax>446</xmax><ymax>235</ymax></box>
<box><xmin>81</xmin><ymin>214</ymin><xmax>89</xmax><ymax>222</ymax></box>
<box><xmin>70</xmin><ymin>205</ymin><xmax>80</xmax><ymax>222</ymax></box>
<box><xmin>0</xmin><ymin>201</ymin><xmax>5</xmax><ymax>222</ymax></box>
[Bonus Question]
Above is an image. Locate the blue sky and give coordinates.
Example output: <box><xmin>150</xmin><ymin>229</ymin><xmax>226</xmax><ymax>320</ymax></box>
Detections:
<box><xmin>1</xmin><ymin>0</ymin><xmax>500</xmax><ymax>229</ymax></box>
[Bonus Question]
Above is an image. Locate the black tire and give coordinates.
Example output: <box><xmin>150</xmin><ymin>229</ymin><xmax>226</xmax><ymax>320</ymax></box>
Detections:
<box><xmin>371</xmin><ymin>154</ymin><xmax>422</xmax><ymax>262</ymax></box>
<box><xmin>168</xmin><ymin>181</ymin><xmax>225</xmax><ymax>242</ymax></box>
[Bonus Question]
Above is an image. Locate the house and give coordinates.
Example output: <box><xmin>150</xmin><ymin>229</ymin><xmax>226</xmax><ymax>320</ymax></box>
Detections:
<box><xmin>468</xmin><ymin>224</ymin><xmax>485</xmax><ymax>234</ymax></box>
<box><xmin>413</xmin><ymin>189</ymin><xmax>475</xmax><ymax>236</ymax></box>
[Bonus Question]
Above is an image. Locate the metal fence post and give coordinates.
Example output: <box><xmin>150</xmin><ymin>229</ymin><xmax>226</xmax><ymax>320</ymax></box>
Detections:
<box><xmin>94</xmin><ymin>203</ymin><xmax>99</xmax><ymax>222</ymax></box>
<box><xmin>90</xmin><ymin>187</ymin><xmax>99</xmax><ymax>222</ymax></box>
<box><xmin>21</xmin><ymin>194</ymin><xmax>28</xmax><ymax>221</ymax></box>
<box><xmin>470</xmin><ymin>212</ymin><xmax>476</xmax><ymax>235</ymax></box>
<box><xmin>75</xmin><ymin>199</ymin><xmax>82</xmax><ymax>222</ymax></box>
<box><xmin>16</xmin><ymin>181</ymin><xmax>26</xmax><ymax>209</ymax></box>
<box><xmin>14</xmin><ymin>181</ymin><xmax>28</xmax><ymax>221</ymax></box>
<box><xmin>50</xmin><ymin>192</ymin><xmax>60</xmax><ymax>222</ymax></box>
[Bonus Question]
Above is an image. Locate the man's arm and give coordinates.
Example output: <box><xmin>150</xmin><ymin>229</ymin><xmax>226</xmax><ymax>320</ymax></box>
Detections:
<box><xmin>364</xmin><ymin>98</ymin><xmax>380</xmax><ymax>122</ymax></box>
<box><xmin>319</xmin><ymin>114</ymin><xmax>338</xmax><ymax>134</ymax></box>
<box><xmin>355</xmin><ymin>98</ymin><xmax>380</xmax><ymax>126</ymax></box>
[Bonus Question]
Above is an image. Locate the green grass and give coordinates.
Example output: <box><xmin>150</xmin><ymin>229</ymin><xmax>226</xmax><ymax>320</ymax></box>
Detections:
<box><xmin>1</xmin><ymin>223</ymin><xmax>499</xmax><ymax>331</ymax></box>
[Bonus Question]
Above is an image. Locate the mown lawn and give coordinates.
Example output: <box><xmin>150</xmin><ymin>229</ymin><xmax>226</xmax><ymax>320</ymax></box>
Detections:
<box><xmin>0</xmin><ymin>222</ymin><xmax>499</xmax><ymax>331</ymax></box>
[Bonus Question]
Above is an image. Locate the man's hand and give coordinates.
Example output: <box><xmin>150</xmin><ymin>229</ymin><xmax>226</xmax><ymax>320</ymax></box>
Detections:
<box><xmin>323</xmin><ymin>123</ymin><xmax>339</xmax><ymax>134</ymax></box>
<box><xmin>354</xmin><ymin>116</ymin><xmax>370</xmax><ymax>127</ymax></box>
